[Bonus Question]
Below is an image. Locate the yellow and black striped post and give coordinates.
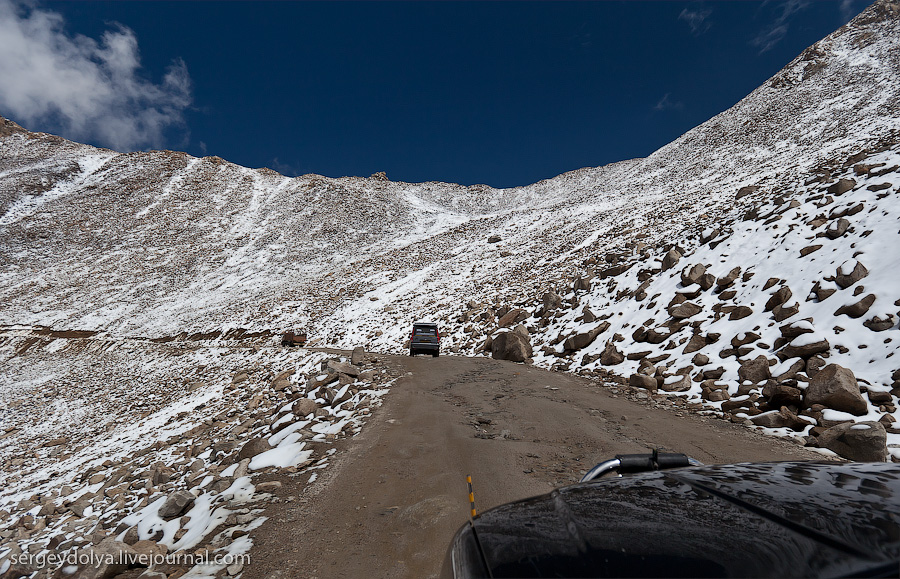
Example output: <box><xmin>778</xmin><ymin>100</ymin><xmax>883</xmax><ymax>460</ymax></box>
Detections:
<box><xmin>467</xmin><ymin>475</ymin><xmax>477</xmax><ymax>519</ymax></box>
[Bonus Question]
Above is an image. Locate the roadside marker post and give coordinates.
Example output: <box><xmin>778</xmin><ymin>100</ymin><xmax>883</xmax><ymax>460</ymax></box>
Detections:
<box><xmin>467</xmin><ymin>475</ymin><xmax>477</xmax><ymax>519</ymax></box>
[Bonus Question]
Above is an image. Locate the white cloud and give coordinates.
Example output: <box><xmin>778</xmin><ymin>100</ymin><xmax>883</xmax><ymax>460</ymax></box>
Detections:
<box><xmin>751</xmin><ymin>0</ymin><xmax>809</xmax><ymax>54</ymax></box>
<box><xmin>0</xmin><ymin>0</ymin><xmax>192</xmax><ymax>151</ymax></box>
<box><xmin>678</xmin><ymin>7</ymin><xmax>712</xmax><ymax>35</ymax></box>
<box><xmin>653</xmin><ymin>93</ymin><xmax>683</xmax><ymax>112</ymax></box>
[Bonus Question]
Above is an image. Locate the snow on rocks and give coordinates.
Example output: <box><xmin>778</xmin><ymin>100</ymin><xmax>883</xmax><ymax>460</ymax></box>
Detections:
<box><xmin>0</xmin><ymin>336</ymin><xmax>396</xmax><ymax>577</ymax></box>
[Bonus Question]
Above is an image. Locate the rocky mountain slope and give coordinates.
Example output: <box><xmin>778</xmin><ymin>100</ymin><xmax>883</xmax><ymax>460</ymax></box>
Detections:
<box><xmin>1</xmin><ymin>1</ymin><xmax>900</xmax><ymax>576</ymax></box>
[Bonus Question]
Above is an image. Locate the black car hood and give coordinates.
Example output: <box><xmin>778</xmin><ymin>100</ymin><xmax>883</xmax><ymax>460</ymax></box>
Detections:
<box><xmin>468</xmin><ymin>461</ymin><xmax>900</xmax><ymax>578</ymax></box>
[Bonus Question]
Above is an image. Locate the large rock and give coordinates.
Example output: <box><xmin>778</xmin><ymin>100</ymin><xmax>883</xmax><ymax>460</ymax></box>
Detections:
<box><xmin>818</xmin><ymin>422</ymin><xmax>887</xmax><ymax>461</ymax></box>
<box><xmin>716</xmin><ymin>267</ymin><xmax>741</xmax><ymax>289</ymax></box>
<box><xmin>738</xmin><ymin>356</ymin><xmax>772</xmax><ymax>384</ymax></box>
<box><xmin>765</xmin><ymin>286</ymin><xmax>792</xmax><ymax>312</ymax></box>
<box><xmin>292</xmin><ymin>398</ymin><xmax>318</xmax><ymax>417</ymax></box>
<box><xmin>659</xmin><ymin>374</ymin><xmax>691</xmax><ymax>392</ymax></box>
<box><xmin>680</xmin><ymin>264</ymin><xmax>707</xmax><ymax>287</ymax></box>
<box><xmin>327</xmin><ymin>359</ymin><xmax>360</xmax><ymax>377</ymax></box>
<box><xmin>864</xmin><ymin>314</ymin><xmax>896</xmax><ymax>332</ymax></box>
<box><xmin>835</xmin><ymin>260</ymin><xmax>868</xmax><ymax>289</ymax></box>
<box><xmin>542</xmin><ymin>291</ymin><xmax>563</xmax><ymax>312</ymax></box>
<box><xmin>669</xmin><ymin>302</ymin><xmax>702</xmax><ymax>319</ymax></box>
<box><xmin>629</xmin><ymin>374</ymin><xmax>658</xmax><ymax>391</ymax></box>
<box><xmin>157</xmin><ymin>490</ymin><xmax>195</xmax><ymax>520</ymax></box>
<box><xmin>491</xmin><ymin>331</ymin><xmax>532</xmax><ymax>363</ymax></box>
<box><xmin>661</xmin><ymin>248</ymin><xmax>682</xmax><ymax>271</ymax></box>
<box><xmin>498</xmin><ymin>308</ymin><xmax>527</xmax><ymax>328</ymax></box>
<box><xmin>782</xmin><ymin>336</ymin><xmax>830</xmax><ymax>359</ymax></box>
<box><xmin>750</xmin><ymin>407</ymin><xmax>808</xmax><ymax>431</ymax></box>
<box><xmin>563</xmin><ymin>322</ymin><xmax>609</xmax><ymax>351</ymax></box>
<box><xmin>827</xmin><ymin>178</ymin><xmax>856</xmax><ymax>195</ymax></box>
<box><xmin>599</xmin><ymin>343</ymin><xmax>624</xmax><ymax>365</ymax></box>
<box><xmin>826</xmin><ymin>218</ymin><xmax>850</xmax><ymax>239</ymax></box>
<box><xmin>763</xmin><ymin>383</ymin><xmax>803</xmax><ymax>408</ymax></box>
<box><xmin>351</xmin><ymin>346</ymin><xmax>365</xmax><ymax>365</ymax></box>
<box><xmin>772</xmin><ymin>301</ymin><xmax>799</xmax><ymax>322</ymax></box>
<box><xmin>238</xmin><ymin>436</ymin><xmax>272</xmax><ymax>461</ymax></box>
<box><xmin>834</xmin><ymin>294</ymin><xmax>876</xmax><ymax>318</ymax></box>
<box><xmin>728</xmin><ymin>306</ymin><xmax>753</xmax><ymax>320</ymax></box>
<box><xmin>805</xmin><ymin>364</ymin><xmax>868</xmax><ymax>416</ymax></box>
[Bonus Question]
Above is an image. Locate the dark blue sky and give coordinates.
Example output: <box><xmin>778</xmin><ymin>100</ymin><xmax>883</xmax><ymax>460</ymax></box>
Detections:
<box><xmin>6</xmin><ymin>1</ymin><xmax>871</xmax><ymax>188</ymax></box>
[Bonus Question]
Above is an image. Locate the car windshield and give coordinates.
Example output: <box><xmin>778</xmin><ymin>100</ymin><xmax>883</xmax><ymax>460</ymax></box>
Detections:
<box><xmin>414</xmin><ymin>326</ymin><xmax>437</xmax><ymax>335</ymax></box>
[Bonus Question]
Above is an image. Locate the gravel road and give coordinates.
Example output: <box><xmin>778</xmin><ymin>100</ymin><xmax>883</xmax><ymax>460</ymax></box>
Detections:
<box><xmin>244</xmin><ymin>353</ymin><xmax>825</xmax><ymax>579</ymax></box>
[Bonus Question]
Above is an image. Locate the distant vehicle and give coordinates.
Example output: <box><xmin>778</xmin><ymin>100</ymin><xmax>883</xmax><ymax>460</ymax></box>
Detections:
<box><xmin>443</xmin><ymin>453</ymin><xmax>900</xmax><ymax>578</ymax></box>
<box><xmin>280</xmin><ymin>329</ymin><xmax>307</xmax><ymax>347</ymax></box>
<box><xmin>410</xmin><ymin>322</ymin><xmax>440</xmax><ymax>357</ymax></box>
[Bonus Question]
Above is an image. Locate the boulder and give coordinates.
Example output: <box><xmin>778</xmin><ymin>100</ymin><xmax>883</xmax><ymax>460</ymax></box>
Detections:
<box><xmin>629</xmin><ymin>374</ymin><xmax>658</xmax><ymax>391</ymax></box>
<box><xmin>238</xmin><ymin>436</ymin><xmax>272</xmax><ymax>461</ymax></box>
<box><xmin>691</xmin><ymin>353</ymin><xmax>710</xmax><ymax>366</ymax></box>
<box><xmin>773</xmin><ymin>359</ymin><xmax>806</xmax><ymax>382</ymax></box>
<box><xmin>763</xmin><ymin>383</ymin><xmax>802</xmax><ymax>407</ymax></box>
<box><xmin>292</xmin><ymin>398</ymin><xmax>318</xmax><ymax>417</ymax></box>
<box><xmin>683</xmin><ymin>333</ymin><xmax>706</xmax><ymax>354</ymax></box>
<box><xmin>864</xmin><ymin>314</ymin><xmax>896</xmax><ymax>332</ymax></box>
<box><xmin>818</xmin><ymin>422</ymin><xmax>887</xmax><ymax>461</ymax></box>
<box><xmin>669</xmin><ymin>301</ymin><xmax>702</xmax><ymax>319</ymax></box>
<box><xmin>826</xmin><ymin>218</ymin><xmax>850</xmax><ymax>239</ymax></box>
<box><xmin>563</xmin><ymin>322</ymin><xmax>609</xmax><ymax>351</ymax></box>
<box><xmin>716</xmin><ymin>267</ymin><xmax>741</xmax><ymax>289</ymax></box>
<box><xmin>782</xmin><ymin>336</ymin><xmax>830</xmax><ymax>359</ymax></box>
<box><xmin>827</xmin><ymin>178</ymin><xmax>856</xmax><ymax>195</ymax></box>
<box><xmin>327</xmin><ymin>360</ymin><xmax>360</xmax><ymax>377</ymax></box>
<box><xmin>661</xmin><ymin>248</ymin><xmax>682</xmax><ymax>271</ymax></box>
<box><xmin>728</xmin><ymin>306</ymin><xmax>753</xmax><ymax>321</ymax></box>
<box><xmin>750</xmin><ymin>407</ymin><xmax>808</xmax><ymax>431</ymax></box>
<box><xmin>680</xmin><ymin>264</ymin><xmax>707</xmax><ymax>287</ymax></box>
<box><xmin>738</xmin><ymin>356</ymin><xmax>772</xmax><ymax>384</ymax></box>
<box><xmin>351</xmin><ymin>346</ymin><xmax>365</xmax><ymax>365</ymax></box>
<box><xmin>487</xmin><ymin>235</ymin><xmax>501</xmax><ymax>243</ymax></box>
<box><xmin>498</xmin><ymin>308</ymin><xmax>527</xmax><ymax>327</ymax></box>
<box><xmin>573</xmin><ymin>277</ymin><xmax>591</xmax><ymax>292</ymax></box>
<box><xmin>800</xmin><ymin>245</ymin><xmax>823</xmax><ymax>257</ymax></box>
<box><xmin>834</xmin><ymin>294</ymin><xmax>876</xmax><ymax>319</ymax></box>
<box><xmin>542</xmin><ymin>291</ymin><xmax>562</xmax><ymax>312</ymax></box>
<box><xmin>779</xmin><ymin>321</ymin><xmax>814</xmax><ymax>339</ymax></box>
<box><xmin>773</xmin><ymin>301</ymin><xmax>800</xmax><ymax>322</ymax></box>
<box><xmin>491</xmin><ymin>331</ymin><xmax>533</xmax><ymax>363</ymax></box>
<box><xmin>659</xmin><ymin>374</ymin><xmax>691</xmax><ymax>392</ymax></box>
<box><xmin>835</xmin><ymin>260</ymin><xmax>868</xmax><ymax>289</ymax></box>
<box><xmin>805</xmin><ymin>364</ymin><xmax>868</xmax><ymax>416</ymax></box>
<box><xmin>736</xmin><ymin>186</ymin><xmax>759</xmax><ymax>199</ymax></box>
<box><xmin>765</xmin><ymin>286</ymin><xmax>792</xmax><ymax>312</ymax></box>
<box><xmin>157</xmin><ymin>490</ymin><xmax>195</xmax><ymax>520</ymax></box>
<box><xmin>731</xmin><ymin>332</ymin><xmax>761</xmax><ymax>348</ymax></box>
<box><xmin>599</xmin><ymin>343</ymin><xmax>624</xmax><ymax>366</ymax></box>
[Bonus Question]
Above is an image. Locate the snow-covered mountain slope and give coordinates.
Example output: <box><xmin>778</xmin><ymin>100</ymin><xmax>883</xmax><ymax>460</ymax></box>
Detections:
<box><xmin>1</xmin><ymin>1</ymin><xmax>900</xmax><ymax>574</ymax></box>
<box><xmin>1</xmin><ymin>1</ymin><xmax>899</xmax><ymax>455</ymax></box>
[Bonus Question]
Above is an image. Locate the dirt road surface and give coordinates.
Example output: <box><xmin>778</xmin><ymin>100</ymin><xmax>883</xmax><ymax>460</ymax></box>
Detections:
<box><xmin>244</xmin><ymin>353</ymin><xmax>824</xmax><ymax>579</ymax></box>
